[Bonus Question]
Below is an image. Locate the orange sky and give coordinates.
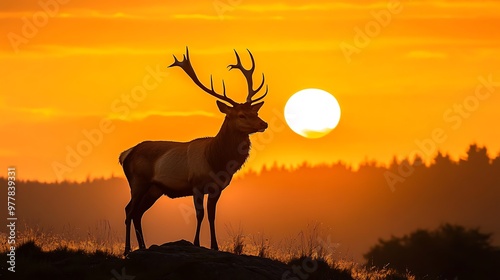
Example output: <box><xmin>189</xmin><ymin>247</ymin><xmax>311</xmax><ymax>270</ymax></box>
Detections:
<box><xmin>1</xmin><ymin>0</ymin><xmax>500</xmax><ymax>182</ymax></box>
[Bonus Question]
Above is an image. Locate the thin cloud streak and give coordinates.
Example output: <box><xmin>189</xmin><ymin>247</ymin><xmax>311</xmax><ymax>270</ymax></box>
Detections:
<box><xmin>108</xmin><ymin>110</ymin><xmax>217</xmax><ymax>121</ymax></box>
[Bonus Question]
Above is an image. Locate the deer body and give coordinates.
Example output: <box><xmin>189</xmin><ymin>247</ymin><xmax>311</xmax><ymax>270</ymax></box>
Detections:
<box><xmin>120</xmin><ymin>122</ymin><xmax>251</xmax><ymax>198</ymax></box>
<box><xmin>120</xmin><ymin>48</ymin><xmax>268</xmax><ymax>256</ymax></box>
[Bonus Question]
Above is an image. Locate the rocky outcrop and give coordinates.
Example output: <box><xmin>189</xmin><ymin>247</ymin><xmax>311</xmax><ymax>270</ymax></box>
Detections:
<box><xmin>127</xmin><ymin>240</ymin><xmax>289</xmax><ymax>280</ymax></box>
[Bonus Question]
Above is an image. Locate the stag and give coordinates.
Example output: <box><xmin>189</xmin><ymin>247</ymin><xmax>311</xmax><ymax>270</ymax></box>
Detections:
<box><xmin>119</xmin><ymin>47</ymin><xmax>268</xmax><ymax>255</ymax></box>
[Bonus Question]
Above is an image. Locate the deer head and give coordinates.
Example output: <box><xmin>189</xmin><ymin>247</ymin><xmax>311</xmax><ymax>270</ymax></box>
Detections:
<box><xmin>169</xmin><ymin>47</ymin><xmax>268</xmax><ymax>134</ymax></box>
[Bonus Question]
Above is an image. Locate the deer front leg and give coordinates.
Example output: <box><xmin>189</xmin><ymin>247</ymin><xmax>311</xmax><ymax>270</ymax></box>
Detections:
<box><xmin>193</xmin><ymin>188</ymin><xmax>205</xmax><ymax>247</ymax></box>
<box><xmin>207</xmin><ymin>193</ymin><xmax>220</xmax><ymax>250</ymax></box>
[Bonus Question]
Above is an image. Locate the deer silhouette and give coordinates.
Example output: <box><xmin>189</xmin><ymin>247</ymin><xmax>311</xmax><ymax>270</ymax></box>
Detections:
<box><xmin>119</xmin><ymin>47</ymin><xmax>268</xmax><ymax>256</ymax></box>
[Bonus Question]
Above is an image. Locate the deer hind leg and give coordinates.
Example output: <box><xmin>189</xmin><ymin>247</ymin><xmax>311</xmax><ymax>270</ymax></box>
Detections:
<box><xmin>132</xmin><ymin>184</ymin><xmax>163</xmax><ymax>250</ymax></box>
<box><xmin>124</xmin><ymin>199</ymin><xmax>134</xmax><ymax>256</ymax></box>
<box><xmin>192</xmin><ymin>188</ymin><xmax>205</xmax><ymax>247</ymax></box>
<box><xmin>124</xmin><ymin>180</ymin><xmax>150</xmax><ymax>255</ymax></box>
<box><xmin>207</xmin><ymin>193</ymin><xmax>220</xmax><ymax>250</ymax></box>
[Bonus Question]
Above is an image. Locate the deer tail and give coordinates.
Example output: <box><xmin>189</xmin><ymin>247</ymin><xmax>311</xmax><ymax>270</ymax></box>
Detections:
<box><xmin>119</xmin><ymin>148</ymin><xmax>133</xmax><ymax>166</ymax></box>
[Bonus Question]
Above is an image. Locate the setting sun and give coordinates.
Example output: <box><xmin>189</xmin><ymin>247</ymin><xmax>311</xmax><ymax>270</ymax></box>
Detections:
<box><xmin>284</xmin><ymin>88</ymin><xmax>341</xmax><ymax>139</ymax></box>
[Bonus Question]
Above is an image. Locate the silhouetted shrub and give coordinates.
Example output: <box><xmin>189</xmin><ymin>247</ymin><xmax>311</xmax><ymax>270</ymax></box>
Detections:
<box><xmin>287</xmin><ymin>256</ymin><xmax>354</xmax><ymax>280</ymax></box>
<box><xmin>364</xmin><ymin>223</ymin><xmax>500</xmax><ymax>279</ymax></box>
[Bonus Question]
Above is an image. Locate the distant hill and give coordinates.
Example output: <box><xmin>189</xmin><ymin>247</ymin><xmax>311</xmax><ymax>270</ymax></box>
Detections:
<box><xmin>1</xmin><ymin>144</ymin><xmax>499</xmax><ymax>261</ymax></box>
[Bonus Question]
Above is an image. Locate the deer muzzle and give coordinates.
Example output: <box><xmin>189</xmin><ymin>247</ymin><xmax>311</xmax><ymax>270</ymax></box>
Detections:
<box><xmin>257</xmin><ymin>121</ymin><xmax>268</xmax><ymax>132</ymax></box>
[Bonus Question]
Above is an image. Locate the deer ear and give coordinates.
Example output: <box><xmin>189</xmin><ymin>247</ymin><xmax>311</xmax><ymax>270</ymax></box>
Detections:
<box><xmin>216</xmin><ymin>101</ymin><xmax>231</xmax><ymax>114</ymax></box>
<box><xmin>251</xmin><ymin>101</ymin><xmax>264</xmax><ymax>112</ymax></box>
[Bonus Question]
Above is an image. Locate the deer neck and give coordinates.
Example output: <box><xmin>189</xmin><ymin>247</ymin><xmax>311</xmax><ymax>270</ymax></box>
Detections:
<box><xmin>207</xmin><ymin>119</ymin><xmax>250</xmax><ymax>174</ymax></box>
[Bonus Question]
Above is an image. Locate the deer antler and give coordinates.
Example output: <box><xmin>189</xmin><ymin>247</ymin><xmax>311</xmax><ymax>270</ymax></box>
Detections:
<box><xmin>228</xmin><ymin>49</ymin><xmax>268</xmax><ymax>104</ymax></box>
<box><xmin>169</xmin><ymin>47</ymin><xmax>237</xmax><ymax>106</ymax></box>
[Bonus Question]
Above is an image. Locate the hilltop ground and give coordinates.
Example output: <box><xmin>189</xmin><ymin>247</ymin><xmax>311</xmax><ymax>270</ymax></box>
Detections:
<box><xmin>0</xmin><ymin>240</ymin><xmax>408</xmax><ymax>280</ymax></box>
